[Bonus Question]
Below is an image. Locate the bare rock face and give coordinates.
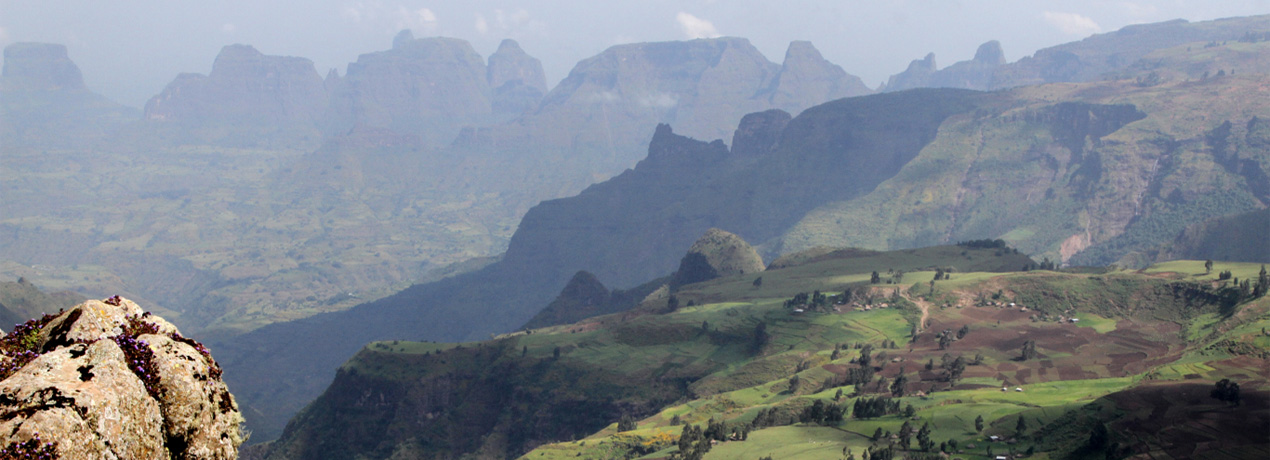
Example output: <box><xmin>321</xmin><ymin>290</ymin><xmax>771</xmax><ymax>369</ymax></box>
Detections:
<box><xmin>326</xmin><ymin>35</ymin><xmax>493</xmax><ymax>146</ymax></box>
<box><xmin>0</xmin><ymin>297</ymin><xmax>243</xmax><ymax>459</ymax></box>
<box><xmin>766</xmin><ymin>41</ymin><xmax>872</xmax><ymax>113</ymax></box>
<box><xmin>731</xmin><ymin>109</ymin><xmax>791</xmax><ymax>157</ymax></box>
<box><xmin>143</xmin><ymin>44</ymin><xmax>327</xmax><ymax>146</ymax></box>
<box><xmin>0</xmin><ymin>43</ymin><xmax>84</xmax><ymax>91</ymax></box>
<box><xmin>487</xmin><ymin>39</ymin><xmax>548</xmax><ymax>115</ymax></box>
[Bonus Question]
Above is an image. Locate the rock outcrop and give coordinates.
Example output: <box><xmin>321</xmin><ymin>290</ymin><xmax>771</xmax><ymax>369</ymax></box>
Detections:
<box><xmin>0</xmin><ymin>42</ymin><xmax>138</xmax><ymax>148</ymax></box>
<box><xmin>884</xmin><ymin>53</ymin><xmax>937</xmax><ymax>92</ymax></box>
<box><xmin>766</xmin><ymin>41</ymin><xmax>872</xmax><ymax>113</ymax></box>
<box><xmin>325</xmin><ymin>35</ymin><xmax>493</xmax><ymax>146</ymax></box>
<box><xmin>487</xmin><ymin>39</ymin><xmax>548</xmax><ymax>115</ymax></box>
<box><xmin>143</xmin><ymin>44</ymin><xmax>326</xmax><ymax>146</ymax></box>
<box><xmin>883</xmin><ymin>41</ymin><xmax>1007</xmax><ymax>92</ymax></box>
<box><xmin>670</xmin><ymin>229</ymin><xmax>765</xmax><ymax>289</ymax></box>
<box><xmin>0</xmin><ymin>43</ymin><xmax>84</xmax><ymax>91</ymax></box>
<box><xmin>0</xmin><ymin>297</ymin><xmax>242</xmax><ymax>459</ymax></box>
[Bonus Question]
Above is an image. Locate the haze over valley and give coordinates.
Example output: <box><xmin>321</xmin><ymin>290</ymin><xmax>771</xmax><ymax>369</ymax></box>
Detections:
<box><xmin>1</xmin><ymin>3</ymin><xmax>1269</xmax><ymax>459</ymax></box>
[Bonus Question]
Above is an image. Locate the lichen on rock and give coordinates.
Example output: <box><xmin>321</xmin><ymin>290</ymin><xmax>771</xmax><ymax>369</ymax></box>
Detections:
<box><xmin>0</xmin><ymin>297</ymin><xmax>243</xmax><ymax>459</ymax></box>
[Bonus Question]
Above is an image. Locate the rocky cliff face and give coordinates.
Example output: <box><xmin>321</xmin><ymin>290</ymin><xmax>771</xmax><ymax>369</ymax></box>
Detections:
<box><xmin>0</xmin><ymin>43</ymin><xmax>137</xmax><ymax>148</ymax></box>
<box><xmin>487</xmin><ymin>39</ymin><xmax>547</xmax><ymax>115</ymax></box>
<box><xmin>0</xmin><ymin>296</ymin><xmax>242</xmax><ymax>458</ymax></box>
<box><xmin>325</xmin><ymin>34</ymin><xmax>493</xmax><ymax>147</ymax></box>
<box><xmin>143</xmin><ymin>44</ymin><xmax>327</xmax><ymax>146</ymax></box>
<box><xmin>0</xmin><ymin>43</ymin><xmax>84</xmax><ymax>91</ymax></box>
<box><xmin>883</xmin><ymin>41</ymin><xmax>1007</xmax><ymax>92</ymax></box>
<box><xmin>766</xmin><ymin>41</ymin><xmax>873</xmax><ymax>113</ymax></box>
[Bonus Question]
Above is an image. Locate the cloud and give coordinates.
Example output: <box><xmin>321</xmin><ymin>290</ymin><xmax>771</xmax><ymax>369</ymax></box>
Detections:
<box><xmin>1119</xmin><ymin>2</ymin><xmax>1158</xmax><ymax>20</ymax></box>
<box><xmin>1043</xmin><ymin>11</ymin><xmax>1101</xmax><ymax>36</ymax></box>
<box><xmin>0</xmin><ymin>26</ymin><xmax>8</xmax><ymax>45</ymax></box>
<box><xmin>396</xmin><ymin>7</ymin><xmax>438</xmax><ymax>34</ymax></box>
<box><xmin>475</xmin><ymin>14</ymin><xmax>489</xmax><ymax>34</ymax></box>
<box><xmin>676</xmin><ymin>12</ymin><xmax>720</xmax><ymax>39</ymax></box>
<box><xmin>639</xmin><ymin>92</ymin><xmax>678</xmax><ymax>109</ymax></box>
<box><xmin>221</xmin><ymin>23</ymin><xmax>237</xmax><ymax>34</ymax></box>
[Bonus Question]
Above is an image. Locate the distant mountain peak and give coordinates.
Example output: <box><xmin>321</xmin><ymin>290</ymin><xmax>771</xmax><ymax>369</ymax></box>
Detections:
<box><xmin>974</xmin><ymin>40</ymin><xmax>1006</xmax><ymax>65</ymax></box>
<box><xmin>1</xmin><ymin>42</ymin><xmax>85</xmax><ymax>91</ymax></box>
<box><xmin>392</xmin><ymin>29</ymin><xmax>415</xmax><ymax>49</ymax></box>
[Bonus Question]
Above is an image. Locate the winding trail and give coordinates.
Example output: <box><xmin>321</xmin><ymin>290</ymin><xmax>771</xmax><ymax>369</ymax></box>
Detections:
<box><xmin>899</xmin><ymin>288</ymin><xmax>931</xmax><ymax>332</ymax></box>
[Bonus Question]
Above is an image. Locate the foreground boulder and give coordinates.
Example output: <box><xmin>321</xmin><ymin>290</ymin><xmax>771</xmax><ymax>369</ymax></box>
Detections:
<box><xmin>0</xmin><ymin>296</ymin><xmax>243</xmax><ymax>459</ymax></box>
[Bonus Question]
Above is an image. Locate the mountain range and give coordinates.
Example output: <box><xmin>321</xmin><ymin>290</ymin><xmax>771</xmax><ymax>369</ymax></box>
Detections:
<box><xmin>2</xmin><ymin>14</ymin><xmax>1269</xmax><ymax>446</ymax></box>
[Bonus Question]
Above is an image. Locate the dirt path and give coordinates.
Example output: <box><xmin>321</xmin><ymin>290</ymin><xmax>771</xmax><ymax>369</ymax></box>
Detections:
<box><xmin>900</xmin><ymin>289</ymin><xmax>931</xmax><ymax>332</ymax></box>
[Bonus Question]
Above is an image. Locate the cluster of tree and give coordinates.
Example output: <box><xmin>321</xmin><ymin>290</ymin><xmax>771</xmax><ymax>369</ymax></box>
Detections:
<box><xmin>871</xmin><ymin>269</ymin><xmax>906</xmax><ymax>284</ymax></box>
<box><xmin>784</xmin><ymin>290</ymin><xmax>834</xmax><ymax>310</ymax></box>
<box><xmin>751</xmin><ymin>322</ymin><xmax>769</xmax><ymax>355</ymax></box>
<box><xmin>958</xmin><ymin>239</ymin><xmax>1009</xmax><ymax>249</ymax></box>
<box><xmin>671</xmin><ymin>424</ymin><xmax>712</xmax><ymax>460</ymax></box>
<box><xmin>939</xmin><ymin>353</ymin><xmax>968</xmax><ymax>385</ymax></box>
<box><xmin>1020</xmin><ymin>339</ymin><xmax>1038</xmax><ymax>360</ymax></box>
<box><xmin>1225</xmin><ymin>267</ymin><xmax>1270</xmax><ymax>302</ymax></box>
<box><xmin>799</xmin><ymin>399</ymin><xmax>847</xmax><ymax>425</ymax></box>
<box><xmin>932</xmin><ymin>268</ymin><xmax>952</xmax><ymax>281</ymax></box>
<box><xmin>1022</xmin><ymin>257</ymin><xmax>1057</xmax><ymax>271</ymax></box>
<box><xmin>617</xmin><ymin>414</ymin><xmax>637</xmax><ymax>432</ymax></box>
<box><xmin>1211</xmin><ymin>378</ymin><xmax>1242</xmax><ymax>405</ymax></box>
<box><xmin>749</xmin><ymin>407</ymin><xmax>795</xmax><ymax>430</ymax></box>
<box><xmin>1239</xmin><ymin>31</ymin><xmax>1270</xmax><ymax>42</ymax></box>
<box><xmin>852</xmin><ymin>396</ymin><xmax>900</xmax><ymax>419</ymax></box>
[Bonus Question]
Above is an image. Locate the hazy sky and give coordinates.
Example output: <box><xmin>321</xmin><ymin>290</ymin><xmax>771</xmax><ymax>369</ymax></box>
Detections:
<box><xmin>2</xmin><ymin>1</ymin><xmax>1268</xmax><ymax>107</ymax></box>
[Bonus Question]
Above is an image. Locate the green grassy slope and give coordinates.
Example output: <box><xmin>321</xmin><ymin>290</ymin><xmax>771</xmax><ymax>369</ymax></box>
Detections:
<box><xmin>261</xmin><ymin>248</ymin><xmax>1269</xmax><ymax>460</ymax></box>
<box><xmin>777</xmin><ymin>75</ymin><xmax>1269</xmax><ymax>268</ymax></box>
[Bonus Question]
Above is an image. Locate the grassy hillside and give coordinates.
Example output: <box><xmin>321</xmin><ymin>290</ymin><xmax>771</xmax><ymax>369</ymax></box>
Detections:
<box><xmin>778</xmin><ymin>74</ymin><xmax>1269</xmax><ymax>267</ymax></box>
<box><xmin>261</xmin><ymin>246</ymin><xmax>1269</xmax><ymax>459</ymax></box>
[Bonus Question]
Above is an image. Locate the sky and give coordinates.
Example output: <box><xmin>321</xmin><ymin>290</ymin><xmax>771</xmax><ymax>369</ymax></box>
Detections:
<box><xmin>2</xmin><ymin>1</ymin><xmax>1268</xmax><ymax>107</ymax></box>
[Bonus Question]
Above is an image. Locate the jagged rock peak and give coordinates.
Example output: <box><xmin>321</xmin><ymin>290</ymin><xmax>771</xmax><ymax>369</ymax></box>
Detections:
<box><xmin>731</xmin><ymin>109</ymin><xmax>791</xmax><ymax>157</ymax></box>
<box><xmin>642</xmin><ymin>124</ymin><xmax>729</xmax><ymax>167</ymax></box>
<box><xmin>670</xmin><ymin>229</ymin><xmax>765</xmax><ymax>289</ymax></box>
<box><xmin>974</xmin><ymin>40</ymin><xmax>1006</xmax><ymax>65</ymax></box>
<box><xmin>911</xmin><ymin>52</ymin><xmax>937</xmax><ymax>71</ymax></box>
<box><xmin>393</xmin><ymin>29</ymin><xmax>415</xmax><ymax>49</ymax></box>
<box><xmin>1</xmin><ymin>42</ymin><xmax>84</xmax><ymax>91</ymax></box>
<box><xmin>783</xmin><ymin>40</ymin><xmax>826</xmax><ymax>63</ymax></box>
<box><xmin>0</xmin><ymin>296</ymin><xmax>243</xmax><ymax>458</ymax></box>
<box><xmin>487</xmin><ymin>38</ymin><xmax>548</xmax><ymax>92</ymax></box>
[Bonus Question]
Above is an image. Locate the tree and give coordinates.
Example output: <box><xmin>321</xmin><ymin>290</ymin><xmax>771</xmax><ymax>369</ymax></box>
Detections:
<box><xmin>667</xmin><ymin>295</ymin><xmax>680</xmax><ymax>312</ymax></box>
<box><xmin>1211</xmin><ymin>378</ymin><xmax>1241</xmax><ymax>405</ymax></box>
<box><xmin>1205</xmin><ymin>259</ymin><xmax>1214</xmax><ymax>274</ymax></box>
<box><xmin>871</xmin><ymin>271</ymin><xmax>881</xmax><ymax>284</ymax></box>
<box><xmin>1020</xmin><ymin>340</ymin><xmax>1038</xmax><ymax>360</ymax></box>
<box><xmin>788</xmin><ymin>375</ymin><xmax>801</xmax><ymax>394</ymax></box>
<box><xmin>890</xmin><ymin>373</ymin><xmax>908</xmax><ymax>397</ymax></box>
<box><xmin>898</xmin><ymin>420</ymin><xmax>913</xmax><ymax>449</ymax></box>
<box><xmin>1087</xmin><ymin>422</ymin><xmax>1109</xmax><ymax>450</ymax></box>
<box><xmin>872</xmin><ymin>427</ymin><xmax>883</xmax><ymax>441</ymax></box>
<box><xmin>974</xmin><ymin>415</ymin><xmax>984</xmax><ymax>432</ymax></box>
<box><xmin>903</xmin><ymin>403</ymin><xmax>916</xmax><ymax>418</ymax></box>
<box><xmin>751</xmin><ymin>322</ymin><xmax>769</xmax><ymax>354</ymax></box>
<box><xmin>1015</xmin><ymin>414</ymin><xmax>1028</xmax><ymax>437</ymax></box>
<box><xmin>752</xmin><ymin>276</ymin><xmax>763</xmax><ymax>288</ymax></box>
<box><xmin>618</xmin><ymin>414</ymin><xmax>637</xmax><ymax>432</ymax></box>
<box><xmin>957</xmin><ymin>324</ymin><xmax>970</xmax><ymax>340</ymax></box>
<box><xmin>552</xmin><ymin>346</ymin><xmax>561</xmax><ymax>359</ymax></box>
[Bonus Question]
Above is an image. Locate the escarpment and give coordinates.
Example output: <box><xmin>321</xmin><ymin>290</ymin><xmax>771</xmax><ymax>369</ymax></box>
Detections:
<box><xmin>0</xmin><ymin>296</ymin><xmax>243</xmax><ymax>459</ymax></box>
